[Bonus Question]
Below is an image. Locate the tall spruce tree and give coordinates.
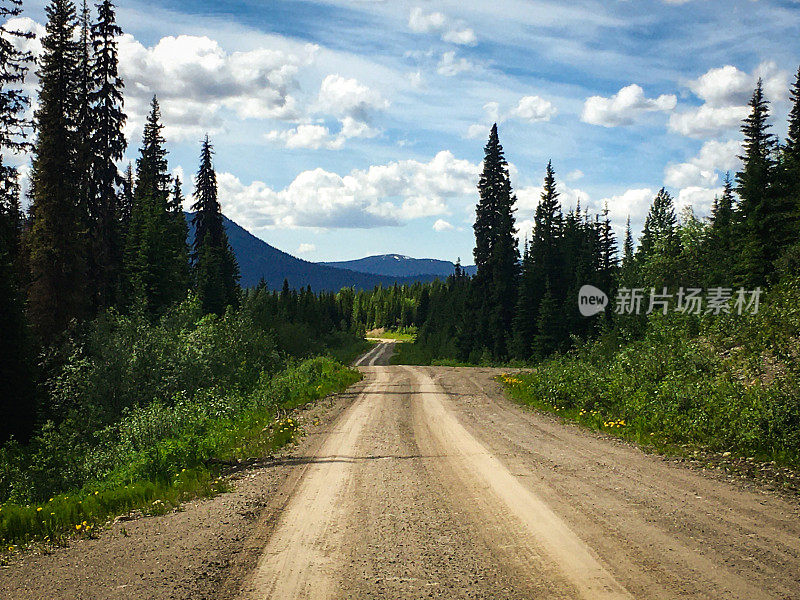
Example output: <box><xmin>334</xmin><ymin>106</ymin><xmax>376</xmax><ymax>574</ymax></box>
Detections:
<box><xmin>89</xmin><ymin>0</ymin><xmax>126</xmax><ymax>307</ymax></box>
<box><xmin>471</xmin><ymin>124</ymin><xmax>518</xmax><ymax>358</ymax></box>
<box><xmin>704</xmin><ymin>173</ymin><xmax>737</xmax><ymax>285</ymax></box>
<box><xmin>0</xmin><ymin>0</ymin><xmax>36</xmax><ymax>442</ymax></box>
<box><xmin>27</xmin><ymin>0</ymin><xmax>89</xmax><ymax>340</ymax></box>
<box><xmin>785</xmin><ymin>66</ymin><xmax>800</xmax><ymax>165</ymax></box>
<box><xmin>124</xmin><ymin>96</ymin><xmax>188</xmax><ymax>314</ymax></box>
<box><xmin>735</xmin><ymin>79</ymin><xmax>794</xmax><ymax>284</ymax></box>
<box><xmin>191</xmin><ymin>136</ymin><xmax>239</xmax><ymax>315</ymax></box>
<box><xmin>513</xmin><ymin>161</ymin><xmax>564</xmax><ymax>358</ymax></box>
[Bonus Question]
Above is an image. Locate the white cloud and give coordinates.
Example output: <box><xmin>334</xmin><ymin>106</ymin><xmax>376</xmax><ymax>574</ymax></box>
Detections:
<box><xmin>664</xmin><ymin>163</ymin><xmax>717</xmax><ymax>188</ymax></box>
<box><xmin>600</xmin><ymin>188</ymin><xmax>655</xmax><ymax>223</ymax></box>
<box><xmin>265</xmin><ymin>124</ymin><xmax>344</xmax><ymax>150</ymax></box>
<box><xmin>582</xmin><ymin>84</ymin><xmax>677</xmax><ymax>127</ymax></box>
<box><xmin>466</xmin><ymin>123</ymin><xmax>491</xmax><ymax>139</ymax></box>
<box><xmin>296</xmin><ymin>243</ymin><xmax>316</xmax><ymax>254</ymax></box>
<box><xmin>408</xmin><ymin>8</ymin><xmax>447</xmax><ymax>33</ymax></box>
<box><xmin>437</xmin><ymin>51</ymin><xmax>474</xmax><ymax>76</ymax></box>
<box><xmin>664</xmin><ymin>139</ymin><xmax>742</xmax><ymax>188</ymax></box>
<box><xmin>117</xmin><ymin>34</ymin><xmax>313</xmax><ymax>141</ymax></box>
<box><xmin>316</xmin><ymin>74</ymin><xmax>388</xmax><ymax>121</ymax></box>
<box><xmin>669</xmin><ymin>61</ymin><xmax>790</xmax><ymax>138</ymax></box>
<box><xmin>220</xmin><ymin>150</ymin><xmax>480</xmax><ymax>230</ymax></box>
<box><xmin>566</xmin><ymin>169</ymin><xmax>584</xmax><ymax>181</ymax></box>
<box><xmin>443</xmin><ymin>28</ymin><xmax>477</xmax><ymax>46</ymax></box>
<box><xmin>409</xmin><ymin>8</ymin><xmax>477</xmax><ymax>46</ymax></box>
<box><xmin>265</xmin><ymin>116</ymin><xmax>378</xmax><ymax>150</ymax></box>
<box><xmin>676</xmin><ymin>186</ymin><xmax>723</xmax><ymax>215</ymax></box>
<box><xmin>668</xmin><ymin>104</ymin><xmax>749</xmax><ymax>138</ymax></box>
<box><xmin>467</xmin><ymin>95</ymin><xmax>556</xmax><ymax>137</ymax></box>
<box><xmin>693</xmin><ymin>139</ymin><xmax>742</xmax><ymax>171</ymax></box>
<box><xmin>433</xmin><ymin>219</ymin><xmax>455</xmax><ymax>232</ymax></box>
<box><xmin>510</xmin><ymin>95</ymin><xmax>557</xmax><ymax>122</ymax></box>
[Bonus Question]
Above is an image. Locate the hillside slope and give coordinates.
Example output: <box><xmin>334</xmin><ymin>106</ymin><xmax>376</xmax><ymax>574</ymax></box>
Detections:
<box><xmin>322</xmin><ymin>254</ymin><xmax>477</xmax><ymax>277</ymax></box>
<box><xmin>186</xmin><ymin>214</ymin><xmax>440</xmax><ymax>290</ymax></box>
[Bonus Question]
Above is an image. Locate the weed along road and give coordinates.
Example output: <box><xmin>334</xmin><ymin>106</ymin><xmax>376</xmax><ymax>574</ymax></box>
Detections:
<box><xmin>233</xmin><ymin>342</ymin><xmax>800</xmax><ymax>600</ymax></box>
<box><xmin>4</xmin><ymin>342</ymin><xmax>800</xmax><ymax>600</ymax></box>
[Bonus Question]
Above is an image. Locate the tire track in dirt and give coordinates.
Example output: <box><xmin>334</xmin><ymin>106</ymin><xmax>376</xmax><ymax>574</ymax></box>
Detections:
<box><xmin>235</xmin><ymin>369</ymin><xmax>389</xmax><ymax>600</ymax></box>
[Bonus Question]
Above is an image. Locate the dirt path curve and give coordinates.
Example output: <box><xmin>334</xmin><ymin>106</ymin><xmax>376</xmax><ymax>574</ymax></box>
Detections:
<box><xmin>233</xmin><ymin>345</ymin><xmax>800</xmax><ymax>600</ymax></box>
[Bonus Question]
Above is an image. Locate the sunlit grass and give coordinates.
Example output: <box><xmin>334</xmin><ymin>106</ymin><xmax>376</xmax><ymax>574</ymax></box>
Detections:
<box><xmin>0</xmin><ymin>358</ymin><xmax>360</xmax><ymax>554</ymax></box>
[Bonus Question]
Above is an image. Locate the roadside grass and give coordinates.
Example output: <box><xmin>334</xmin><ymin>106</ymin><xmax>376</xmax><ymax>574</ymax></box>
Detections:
<box><xmin>0</xmin><ymin>357</ymin><xmax>360</xmax><ymax>555</ymax></box>
<box><xmin>367</xmin><ymin>327</ymin><xmax>417</xmax><ymax>343</ymax></box>
<box><xmin>497</xmin><ymin>309</ymin><xmax>800</xmax><ymax>473</ymax></box>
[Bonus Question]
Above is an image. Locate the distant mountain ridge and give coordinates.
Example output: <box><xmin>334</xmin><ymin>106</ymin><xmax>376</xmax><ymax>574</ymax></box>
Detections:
<box><xmin>186</xmin><ymin>213</ymin><xmax>443</xmax><ymax>291</ymax></box>
<box><xmin>321</xmin><ymin>254</ymin><xmax>477</xmax><ymax>278</ymax></box>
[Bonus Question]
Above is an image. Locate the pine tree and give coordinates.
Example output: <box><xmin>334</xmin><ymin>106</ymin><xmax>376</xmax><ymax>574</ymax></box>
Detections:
<box><xmin>704</xmin><ymin>173</ymin><xmax>736</xmax><ymax>285</ymax></box>
<box><xmin>735</xmin><ymin>79</ymin><xmax>794</xmax><ymax>284</ymax></box>
<box><xmin>0</xmin><ymin>0</ymin><xmax>36</xmax><ymax>441</ymax></box>
<box><xmin>191</xmin><ymin>136</ymin><xmax>239</xmax><ymax>315</ymax></box>
<box><xmin>621</xmin><ymin>216</ymin><xmax>634</xmax><ymax>275</ymax></box>
<box><xmin>636</xmin><ymin>188</ymin><xmax>682</xmax><ymax>289</ymax></box>
<box><xmin>471</xmin><ymin>124</ymin><xmax>518</xmax><ymax>358</ymax></box>
<box><xmin>786</xmin><ymin>66</ymin><xmax>800</xmax><ymax>161</ymax></box>
<box><xmin>637</xmin><ymin>188</ymin><xmax>680</xmax><ymax>261</ymax></box>
<box><xmin>27</xmin><ymin>0</ymin><xmax>89</xmax><ymax>340</ymax></box>
<box><xmin>124</xmin><ymin>96</ymin><xmax>188</xmax><ymax>314</ymax></box>
<box><xmin>89</xmin><ymin>0</ymin><xmax>126</xmax><ymax>307</ymax></box>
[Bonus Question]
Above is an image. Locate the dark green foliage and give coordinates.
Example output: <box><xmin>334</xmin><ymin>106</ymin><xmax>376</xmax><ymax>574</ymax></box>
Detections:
<box><xmin>735</xmin><ymin>80</ymin><xmax>795</xmax><ymax>285</ymax></box>
<box><xmin>0</xmin><ymin>0</ymin><xmax>36</xmax><ymax>443</ymax></box>
<box><xmin>27</xmin><ymin>0</ymin><xmax>90</xmax><ymax>340</ymax></box>
<box><xmin>88</xmin><ymin>0</ymin><xmax>126</xmax><ymax>308</ymax></box>
<box><xmin>505</xmin><ymin>281</ymin><xmax>800</xmax><ymax>467</ymax></box>
<box><xmin>191</xmin><ymin>136</ymin><xmax>239</xmax><ymax>315</ymax></box>
<box><xmin>470</xmin><ymin>124</ymin><xmax>519</xmax><ymax>358</ymax></box>
<box><xmin>124</xmin><ymin>97</ymin><xmax>188</xmax><ymax>314</ymax></box>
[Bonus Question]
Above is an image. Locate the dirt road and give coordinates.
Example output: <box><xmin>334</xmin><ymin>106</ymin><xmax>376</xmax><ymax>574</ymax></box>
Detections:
<box><xmin>235</xmin><ymin>342</ymin><xmax>800</xmax><ymax>599</ymax></box>
<box><xmin>3</xmin><ymin>342</ymin><xmax>799</xmax><ymax>599</ymax></box>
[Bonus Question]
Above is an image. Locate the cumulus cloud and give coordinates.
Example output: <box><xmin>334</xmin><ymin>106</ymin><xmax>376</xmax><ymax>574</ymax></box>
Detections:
<box><xmin>265</xmin><ymin>124</ymin><xmax>344</xmax><ymax>150</ymax></box>
<box><xmin>265</xmin><ymin>116</ymin><xmax>378</xmax><ymax>150</ymax></box>
<box><xmin>676</xmin><ymin>186</ymin><xmax>724</xmax><ymax>215</ymax></box>
<box><xmin>467</xmin><ymin>95</ymin><xmax>556</xmax><ymax>138</ymax></box>
<box><xmin>296</xmin><ymin>243</ymin><xmax>316</xmax><ymax>254</ymax></box>
<box><xmin>669</xmin><ymin>61</ymin><xmax>790</xmax><ymax>138</ymax></box>
<box><xmin>433</xmin><ymin>219</ymin><xmax>455</xmax><ymax>232</ymax></box>
<box><xmin>600</xmin><ymin>188</ymin><xmax>655</xmax><ymax>223</ymax></box>
<box><xmin>510</xmin><ymin>96</ymin><xmax>558</xmax><ymax>122</ymax></box>
<box><xmin>219</xmin><ymin>151</ymin><xmax>480</xmax><ymax>230</ymax></box>
<box><xmin>668</xmin><ymin>105</ymin><xmax>749</xmax><ymax>139</ymax></box>
<box><xmin>664</xmin><ymin>139</ymin><xmax>742</xmax><ymax>189</ymax></box>
<box><xmin>437</xmin><ymin>51</ymin><xmax>474</xmax><ymax>76</ymax></box>
<box><xmin>582</xmin><ymin>84</ymin><xmax>677</xmax><ymax>127</ymax></box>
<box><xmin>408</xmin><ymin>7</ymin><xmax>477</xmax><ymax>46</ymax></box>
<box><xmin>117</xmin><ymin>34</ymin><xmax>315</xmax><ymax>141</ymax></box>
<box><xmin>316</xmin><ymin>74</ymin><xmax>388</xmax><ymax>121</ymax></box>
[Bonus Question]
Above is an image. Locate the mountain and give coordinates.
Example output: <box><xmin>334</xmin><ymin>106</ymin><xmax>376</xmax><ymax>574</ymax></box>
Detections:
<box><xmin>186</xmin><ymin>213</ymin><xmax>441</xmax><ymax>291</ymax></box>
<box><xmin>321</xmin><ymin>254</ymin><xmax>478</xmax><ymax>277</ymax></box>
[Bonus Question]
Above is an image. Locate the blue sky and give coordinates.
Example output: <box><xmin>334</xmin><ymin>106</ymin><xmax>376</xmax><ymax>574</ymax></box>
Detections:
<box><xmin>10</xmin><ymin>0</ymin><xmax>800</xmax><ymax>263</ymax></box>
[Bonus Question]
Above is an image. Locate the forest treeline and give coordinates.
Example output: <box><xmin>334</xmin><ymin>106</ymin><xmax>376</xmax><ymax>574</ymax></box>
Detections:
<box><xmin>2</xmin><ymin>1</ymin><xmax>800</xmax><ymax>481</ymax></box>
<box><xmin>0</xmin><ymin>0</ymin><xmax>429</xmax><ymax>454</ymax></box>
<box><xmin>393</xmin><ymin>75</ymin><xmax>800</xmax><ymax>365</ymax></box>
